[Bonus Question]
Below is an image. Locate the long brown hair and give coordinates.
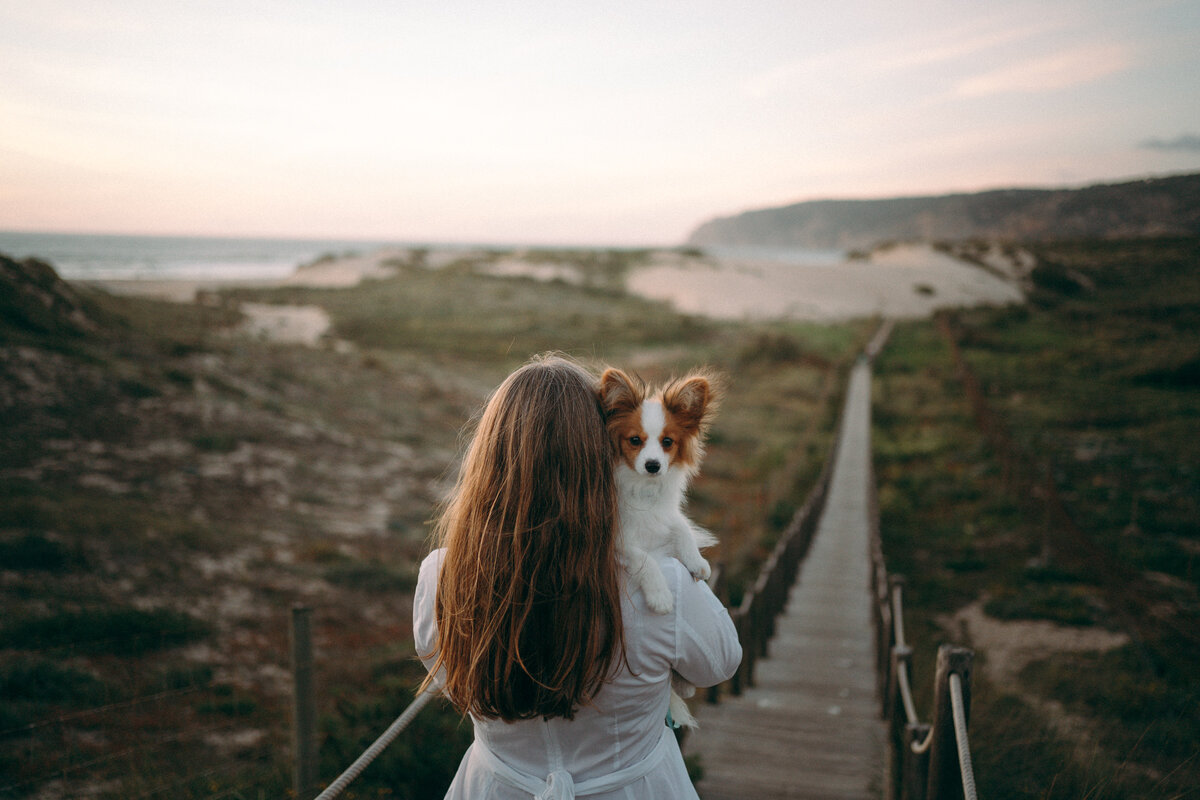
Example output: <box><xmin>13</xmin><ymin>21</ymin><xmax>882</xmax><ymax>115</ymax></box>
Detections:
<box><xmin>425</xmin><ymin>354</ymin><xmax>623</xmax><ymax>720</ymax></box>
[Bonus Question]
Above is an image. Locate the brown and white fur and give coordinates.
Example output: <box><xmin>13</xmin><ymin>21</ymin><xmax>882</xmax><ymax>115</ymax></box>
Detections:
<box><xmin>598</xmin><ymin>367</ymin><xmax>718</xmax><ymax>729</ymax></box>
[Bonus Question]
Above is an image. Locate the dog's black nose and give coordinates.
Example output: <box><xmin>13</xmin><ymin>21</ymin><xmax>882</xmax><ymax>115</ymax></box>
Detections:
<box><xmin>644</xmin><ymin>460</ymin><xmax>660</xmax><ymax>474</ymax></box>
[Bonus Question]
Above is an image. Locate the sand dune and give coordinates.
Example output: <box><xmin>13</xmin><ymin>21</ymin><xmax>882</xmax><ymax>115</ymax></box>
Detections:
<box><xmin>626</xmin><ymin>243</ymin><xmax>1025</xmax><ymax>321</ymax></box>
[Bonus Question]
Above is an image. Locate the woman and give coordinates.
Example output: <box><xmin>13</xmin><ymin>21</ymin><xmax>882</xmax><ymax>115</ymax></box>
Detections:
<box><xmin>414</xmin><ymin>354</ymin><xmax>741</xmax><ymax>799</ymax></box>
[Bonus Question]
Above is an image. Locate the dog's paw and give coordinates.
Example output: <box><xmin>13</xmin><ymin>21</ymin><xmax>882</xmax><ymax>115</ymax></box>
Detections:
<box><xmin>683</xmin><ymin>555</ymin><xmax>711</xmax><ymax>582</ymax></box>
<box><xmin>645</xmin><ymin>584</ymin><xmax>675</xmax><ymax>615</ymax></box>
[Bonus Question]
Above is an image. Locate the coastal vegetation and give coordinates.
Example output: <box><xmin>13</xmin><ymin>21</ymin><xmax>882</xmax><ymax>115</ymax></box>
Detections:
<box><xmin>872</xmin><ymin>236</ymin><xmax>1199</xmax><ymax>798</ymax></box>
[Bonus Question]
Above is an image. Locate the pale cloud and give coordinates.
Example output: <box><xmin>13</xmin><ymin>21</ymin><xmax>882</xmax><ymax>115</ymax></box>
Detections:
<box><xmin>1140</xmin><ymin>133</ymin><xmax>1200</xmax><ymax>152</ymax></box>
<box><xmin>953</xmin><ymin>42</ymin><xmax>1133</xmax><ymax>97</ymax></box>
<box><xmin>741</xmin><ymin>60</ymin><xmax>818</xmax><ymax>100</ymax></box>
<box><xmin>875</xmin><ymin>20</ymin><xmax>1062</xmax><ymax>71</ymax></box>
<box><xmin>741</xmin><ymin>9</ymin><xmax>1070</xmax><ymax>99</ymax></box>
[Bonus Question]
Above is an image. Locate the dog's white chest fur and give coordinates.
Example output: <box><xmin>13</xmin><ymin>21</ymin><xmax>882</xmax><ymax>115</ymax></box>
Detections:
<box><xmin>616</xmin><ymin>465</ymin><xmax>689</xmax><ymax>553</ymax></box>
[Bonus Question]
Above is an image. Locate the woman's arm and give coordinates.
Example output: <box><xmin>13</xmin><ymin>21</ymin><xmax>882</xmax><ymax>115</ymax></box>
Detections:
<box><xmin>669</xmin><ymin>560</ymin><xmax>742</xmax><ymax>687</ymax></box>
<box><xmin>412</xmin><ymin>549</ymin><xmax>445</xmax><ymax>686</ymax></box>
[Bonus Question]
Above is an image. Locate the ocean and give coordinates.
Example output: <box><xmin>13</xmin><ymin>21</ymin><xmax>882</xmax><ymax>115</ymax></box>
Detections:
<box><xmin>0</xmin><ymin>230</ymin><xmax>849</xmax><ymax>284</ymax></box>
<box><xmin>0</xmin><ymin>231</ymin><xmax>413</xmax><ymax>282</ymax></box>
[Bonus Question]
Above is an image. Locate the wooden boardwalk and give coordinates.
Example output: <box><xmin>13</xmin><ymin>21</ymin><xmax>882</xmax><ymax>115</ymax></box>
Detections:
<box><xmin>687</xmin><ymin>359</ymin><xmax>886</xmax><ymax>799</ymax></box>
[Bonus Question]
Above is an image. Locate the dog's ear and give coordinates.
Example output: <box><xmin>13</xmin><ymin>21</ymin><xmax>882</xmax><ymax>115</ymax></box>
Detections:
<box><xmin>662</xmin><ymin>373</ymin><xmax>719</xmax><ymax>430</ymax></box>
<box><xmin>598</xmin><ymin>368</ymin><xmax>643</xmax><ymax>416</ymax></box>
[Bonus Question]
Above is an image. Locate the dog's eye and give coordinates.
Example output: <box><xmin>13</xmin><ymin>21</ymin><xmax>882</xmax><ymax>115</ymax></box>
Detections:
<box><xmin>661</xmin><ymin>437</ymin><xmax>673</xmax><ymax>449</ymax></box>
<box><xmin>629</xmin><ymin>436</ymin><xmax>642</xmax><ymax>446</ymax></box>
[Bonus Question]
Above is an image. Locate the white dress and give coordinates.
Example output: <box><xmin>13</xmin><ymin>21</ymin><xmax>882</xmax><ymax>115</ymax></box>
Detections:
<box><xmin>413</xmin><ymin>548</ymin><xmax>742</xmax><ymax>799</ymax></box>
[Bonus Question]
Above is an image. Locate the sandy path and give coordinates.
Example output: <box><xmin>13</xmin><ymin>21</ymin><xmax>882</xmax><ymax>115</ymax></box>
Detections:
<box><xmin>234</xmin><ymin>302</ymin><xmax>332</xmax><ymax>346</ymax></box>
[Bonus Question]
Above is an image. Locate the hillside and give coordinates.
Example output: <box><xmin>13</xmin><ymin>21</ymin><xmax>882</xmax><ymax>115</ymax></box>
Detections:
<box><xmin>0</xmin><ymin>253</ymin><xmax>103</xmax><ymax>337</ymax></box>
<box><xmin>686</xmin><ymin>172</ymin><xmax>1200</xmax><ymax>250</ymax></box>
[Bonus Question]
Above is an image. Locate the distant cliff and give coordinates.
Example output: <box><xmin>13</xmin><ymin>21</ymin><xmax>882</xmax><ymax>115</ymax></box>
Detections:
<box><xmin>686</xmin><ymin>173</ymin><xmax>1200</xmax><ymax>250</ymax></box>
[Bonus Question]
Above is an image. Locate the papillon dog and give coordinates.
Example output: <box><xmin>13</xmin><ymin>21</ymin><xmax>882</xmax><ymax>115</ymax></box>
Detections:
<box><xmin>598</xmin><ymin>366</ymin><xmax>719</xmax><ymax>729</ymax></box>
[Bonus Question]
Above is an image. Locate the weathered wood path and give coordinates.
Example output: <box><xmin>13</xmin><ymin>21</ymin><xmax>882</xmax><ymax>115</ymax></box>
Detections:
<box><xmin>687</xmin><ymin>358</ymin><xmax>885</xmax><ymax>799</ymax></box>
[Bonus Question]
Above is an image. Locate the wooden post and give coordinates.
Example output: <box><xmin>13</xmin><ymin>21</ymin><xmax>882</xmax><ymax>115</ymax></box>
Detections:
<box><xmin>745</xmin><ymin>597</ymin><xmax>761</xmax><ymax>687</ymax></box>
<box><xmin>925</xmin><ymin>645</ymin><xmax>973</xmax><ymax>800</ymax></box>
<box><xmin>888</xmin><ymin>575</ymin><xmax>907</xmax><ymax>646</ymax></box>
<box><xmin>875</xmin><ymin>571</ymin><xmax>892</xmax><ymax>708</ymax></box>
<box><xmin>754</xmin><ymin>572</ymin><xmax>771</xmax><ymax>660</ymax></box>
<box><xmin>886</xmin><ymin>645</ymin><xmax>913</xmax><ymax>799</ymax></box>
<box><xmin>886</xmin><ymin>645</ymin><xmax>912</xmax><ymax>723</ymax></box>
<box><xmin>900</xmin><ymin>723</ymin><xmax>931</xmax><ymax>800</ymax></box>
<box><xmin>291</xmin><ymin>605</ymin><xmax>318</xmax><ymax>800</ymax></box>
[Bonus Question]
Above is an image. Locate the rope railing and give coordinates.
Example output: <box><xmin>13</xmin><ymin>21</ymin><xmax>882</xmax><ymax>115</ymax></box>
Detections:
<box><xmin>310</xmin><ymin>689</ymin><xmax>436</xmax><ymax>800</ymax></box>
<box><xmin>950</xmin><ymin>673</ymin><xmax>978</xmax><ymax>800</ymax></box>
<box><xmin>870</xmin><ymin>466</ymin><xmax>979</xmax><ymax>800</ymax></box>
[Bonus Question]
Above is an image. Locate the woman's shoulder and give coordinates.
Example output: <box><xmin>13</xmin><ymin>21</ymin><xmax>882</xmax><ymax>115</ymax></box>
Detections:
<box><xmin>415</xmin><ymin>549</ymin><xmax>446</xmax><ymax>602</ymax></box>
<box><xmin>413</xmin><ymin>551</ymin><xmax>444</xmax><ymax>667</ymax></box>
<box><xmin>417</xmin><ymin>546</ymin><xmax>446</xmax><ymax>578</ymax></box>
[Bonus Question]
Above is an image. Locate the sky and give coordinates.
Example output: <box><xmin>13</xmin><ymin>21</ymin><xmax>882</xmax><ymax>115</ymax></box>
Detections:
<box><xmin>1</xmin><ymin>0</ymin><xmax>1198</xmax><ymax>246</ymax></box>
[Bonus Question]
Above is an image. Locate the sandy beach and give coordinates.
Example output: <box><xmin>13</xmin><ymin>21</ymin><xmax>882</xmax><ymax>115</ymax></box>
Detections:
<box><xmin>86</xmin><ymin>247</ymin><xmax>413</xmax><ymax>345</ymax></box>
<box><xmin>86</xmin><ymin>246</ymin><xmax>412</xmax><ymax>302</ymax></box>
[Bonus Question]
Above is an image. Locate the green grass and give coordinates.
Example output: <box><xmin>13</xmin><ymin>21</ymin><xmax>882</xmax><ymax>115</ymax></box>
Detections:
<box><xmin>958</xmin><ymin>239</ymin><xmax>1199</xmax><ymax>592</ymax></box>
<box><xmin>0</xmin><ymin>480</ymin><xmax>219</xmax><ymax>558</ymax></box>
<box><xmin>0</xmin><ymin>657</ymin><xmax>112</xmax><ymax>727</ymax></box>
<box><xmin>983</xmin><ymin>582</ymin><xmax>1104</xmax><ymax>626</ymax></box>
<box><xmin>1022</xmin><ymin>645</ymin><xmax>1199</xmax><ymax>763</ymax></box>
<box><xmin>0</xmin><ymin>607</ymin><xmax>210</xmax><ymax>657</ymax></box>
<box><xmin>0</xmin><ymin>532</ymin><xmax>83</xmax><ymax>571</ymax></box>
<box><xmin>521</xmin><ymin>246</ymin><xmax>655</xmax><ymax>291</ymax></box>
<box><xmin>323</xmin><ymin>559</ymin><xmax>418</xmax><ymax>593</ymax></box>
